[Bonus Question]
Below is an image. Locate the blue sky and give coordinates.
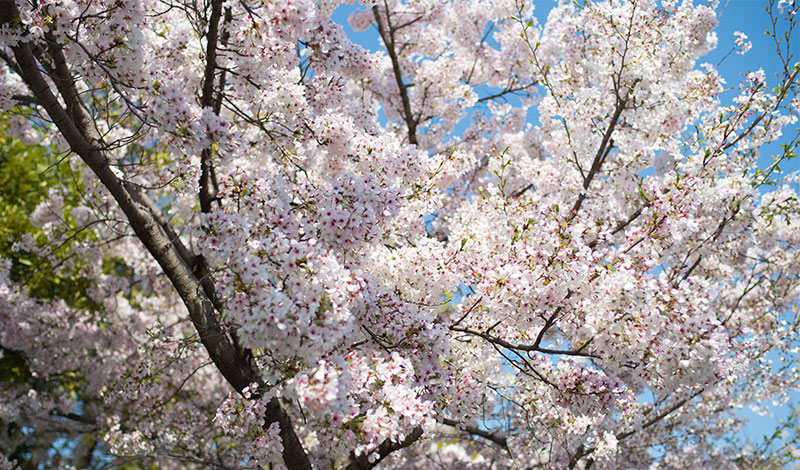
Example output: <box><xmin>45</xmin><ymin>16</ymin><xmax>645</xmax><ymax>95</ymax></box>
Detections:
<box><xmin>708</xmin><ymin>0</ymin><xmax>800</xmax><ymax>445</ymax></box>
<box><xmin>692</xmin><ymin>0</ymin><xmax>800</xmax><ymax>447</ymax></box>
<box><xmin>332</xmin><ymin>0</ymin><xmax>797</xmax><ymax>171</ymax></box>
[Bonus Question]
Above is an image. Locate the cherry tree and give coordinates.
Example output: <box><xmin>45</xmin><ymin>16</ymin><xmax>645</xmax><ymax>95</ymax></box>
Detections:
<box><xmin>1</xmin><ymin>0</ymin><xmax>799</xmax><ymax>467</ymax></box>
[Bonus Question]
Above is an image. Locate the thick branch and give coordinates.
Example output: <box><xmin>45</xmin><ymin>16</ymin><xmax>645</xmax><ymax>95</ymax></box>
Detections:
<box><xmin>440</xmin><ymin>418</ymin><xmax>509</xmax><ymax>450</ymax></box>
<box><xmin>11</xmin><ymin>32</ymin><xmax>258</xmax><ymax>412</ymax></box>
<box><xmin>11</xmin><ymin>94</ymin><xmax>39</xmax><ymax>105</ymax></box>
<box><xmin>345</xmin><ymin>426</ymin><xmax>423</xmax><ymax>470</ymax></box>
<box><xmin>199</xmin><ymin>0</ymin><xmax>224</xmax><ymax>215</ymax></box>
<box><xmin>193</xmin><ymin>0</ymin><xmax>230</xmax><ymax>316</ymax></box>
<box><xmin>3</xmin><ymin>10</ymin><xmax>312</xmax><ymax>470</ymax></box>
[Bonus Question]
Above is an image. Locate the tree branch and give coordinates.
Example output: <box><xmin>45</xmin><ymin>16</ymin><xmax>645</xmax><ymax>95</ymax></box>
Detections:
<box><xmin>345</xmin><ymin>426</ymin><xmax>423</xmax><ymax>470</ymax></box>
<box><xmin>373</xmin><ymin>5</ymin><xmax>418</xmax><ymax>145</ymax></box>
<box><xmin>587</xmin><ymin>200</ymin><xmax>651</xmax><ymax>249</ymax></box>
<box><xmin>440</xmin><ymin>418</ymin><xmax>509</xmax><ymax>450</ymax></box>
<box><xmin>199</xmin><ymin>0</ymin><xmax>224</xmax><ymax>215</ymax></box>
<box><xmin>567</xmin><ymin>80</ymin><xmax>639</xmax><ymax>221</ymax></box>
<box><xmin>450</xmin><ymin>322</ymin><xmax>598</xmax><ymax>359</ymax></box>
<box><xmin>2</xmin><ymin>7</ymin><xmax>312</xmax><ymax>469</ymax></box>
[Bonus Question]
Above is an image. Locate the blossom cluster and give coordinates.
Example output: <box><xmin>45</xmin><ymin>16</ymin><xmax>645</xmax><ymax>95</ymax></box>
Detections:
<box><xmin>1</xmin><ymin>0</ymin><xmax>799</xmax><ymax>468</ymax></box>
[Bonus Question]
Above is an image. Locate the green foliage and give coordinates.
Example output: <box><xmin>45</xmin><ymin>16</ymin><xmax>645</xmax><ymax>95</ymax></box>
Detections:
<box><xmin>0</xmin><ymin>116</ymin><xmax>105</xmax><ymax>468</ymax></box>
<box><xmin>0</xmin><ymin>120</ymin><xmax>55</xmax><ymax>264</ymax></box>
<box><xmin>0</xmin><ymin>117</ymin><xmax>99</xmax><ymax>309</ymax></box>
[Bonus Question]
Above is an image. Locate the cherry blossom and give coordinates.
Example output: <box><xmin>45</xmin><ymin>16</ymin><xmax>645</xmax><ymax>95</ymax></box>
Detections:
<box><xmin>0</xmin><ymin>0</ymin><xmax>799</xmax><ymax>468</ymax></box>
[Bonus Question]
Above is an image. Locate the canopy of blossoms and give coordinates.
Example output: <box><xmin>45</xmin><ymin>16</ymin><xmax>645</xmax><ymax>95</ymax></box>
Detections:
<box><xmin>1</xmin><ymin>0</ymin><xmax>799</xmax><ymax>468</ymax></box>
